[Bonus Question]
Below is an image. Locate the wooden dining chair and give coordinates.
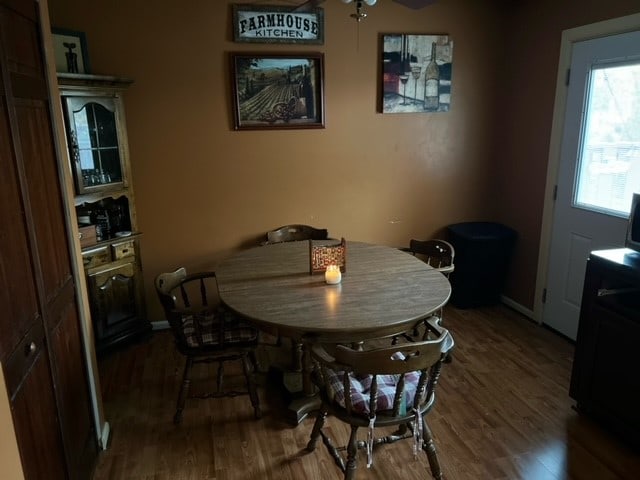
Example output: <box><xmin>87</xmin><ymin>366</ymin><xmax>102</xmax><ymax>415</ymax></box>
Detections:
<box><xmin>263</xmin><ymin>224</ymin><xmax>329</xmax><ymax>245</ymax></box>
<box><xmin>306</xmin><ymin>318</ymin><xmax>454</xmax><ymax>480</ymax></box>
<box><xmin>402</xmin><ymin>239</ymin><xmax>455</xmax><ymax>277</ymax></box>
<box><xmin>261</xmin><ymin>224</ymin><xmax>331</xmax><ymax>371</ymax></box>
<box><xmin>397</xmin><ymin>238</ymin><xmax>455</xmax><ymax>341</ymax></box>
<box><xmin>154</xmin><ymin>267</ymin><xmax>261</xmax><ymax>424</ymax></box>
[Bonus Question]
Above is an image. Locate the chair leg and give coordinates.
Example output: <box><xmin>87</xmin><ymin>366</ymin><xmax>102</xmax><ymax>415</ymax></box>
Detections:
<box><xmin>174</xmin><ymin>357</ymin><xmax>193</xmax><ymax>425</ymax></box>
<box><xmin>216</xmin><ymin>361</ymin><xmax>224</xmax><ymax>393</ymax></box>
<box><xmin>249</xmin><ymin>349</ymin><xmax>260</xmax><ymax>373</ymax></box>
<box><xmin>242</xmin><ymin>352</ymin><xmax>261</xmax><ymax>419</ymax></box>
<box><xmin>306</xmin><ymin>405</ymin><xmax>328</xmax><ymax>451</ymax></box>
<box><xmin>421</xmin><ymin>418</ymin><xmax>443</xmax><ymax>480</ymax></box>
<box><xmin>344</xmin><ymin>425</ymin><xmax>359</xmax><ymax>480</ymax></box>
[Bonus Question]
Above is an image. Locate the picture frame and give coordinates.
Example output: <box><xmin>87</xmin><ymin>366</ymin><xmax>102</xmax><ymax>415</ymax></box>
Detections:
<box><xmin>51</xmin><ymin>28</ymin><xmax>91</xmax><ymax>74</ymax></box>
<box><xmin>381</xmin><ymin>34</ymin><xmax>453</xmax><ymax>113</ymax></box>
<box><xmin>230</xmin><ymin>52</ymin><xmax>325</xmax><ymax>131</ymax></box>
<box><xmin>232</xmin><ymin>4</ymin><xmax>324</xmax><ymax>45</ymax></box>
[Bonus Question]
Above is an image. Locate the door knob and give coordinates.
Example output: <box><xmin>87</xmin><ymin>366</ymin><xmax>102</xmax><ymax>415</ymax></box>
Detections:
<box><xmin>25</xmin><ymin>341</ymin><xmax>36</xmax><ymax>356</ymax></box>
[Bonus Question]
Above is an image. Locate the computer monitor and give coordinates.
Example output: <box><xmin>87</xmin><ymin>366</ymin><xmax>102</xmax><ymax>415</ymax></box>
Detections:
<box><xmin>626</xmin><ymin>192</ymin><xmax>640</xmax><ymax>252</ymax></box>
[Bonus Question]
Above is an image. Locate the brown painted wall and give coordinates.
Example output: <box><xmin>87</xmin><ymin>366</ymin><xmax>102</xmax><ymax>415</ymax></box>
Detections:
<box><xmin>47</xmin><ymin>0</ymin><xmax>640</xmax><ymax>323</ymax></box>
<box><xmin>494</xmin><ymin>0</ymin><xmax>640</xmax><ymax>307</ymax></box>
<box><xmin>48</xmin><ymin>0</ymin><xmax>504</xmax><ymax>322</ymax></box>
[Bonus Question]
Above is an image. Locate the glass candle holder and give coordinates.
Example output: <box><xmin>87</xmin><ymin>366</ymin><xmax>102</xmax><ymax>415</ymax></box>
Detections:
<box><xmin>325</xmin><ymin>265</ymin><xmax>342</xmax><ymax>285</ymax></box>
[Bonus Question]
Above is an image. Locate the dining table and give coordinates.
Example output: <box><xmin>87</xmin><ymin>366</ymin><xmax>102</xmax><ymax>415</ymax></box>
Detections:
<box><xmin>215</xmin><ymin>240</ymin><xmax>451</xmax><ymax>423</ymax></box>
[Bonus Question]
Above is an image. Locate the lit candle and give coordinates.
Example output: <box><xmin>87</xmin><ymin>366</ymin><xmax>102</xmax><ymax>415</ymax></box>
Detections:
<box><xmin>325</xmin><ymin>265</ymin><xmax>342</xmax><ymax>285</ymax></box>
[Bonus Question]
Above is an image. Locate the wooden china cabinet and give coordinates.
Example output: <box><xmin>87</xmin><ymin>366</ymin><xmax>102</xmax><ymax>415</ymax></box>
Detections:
<box><xmin>57</xmin><ymin>73</ymin><xmax>151</xmax><ymax>353</ymax></box>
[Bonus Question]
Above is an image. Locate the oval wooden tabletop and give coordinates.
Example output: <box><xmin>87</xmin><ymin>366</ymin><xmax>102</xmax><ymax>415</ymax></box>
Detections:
<box><xmin>216</xmin><ymin>241</ymin><xmax>451</xmax><ymax>342</ymax></box>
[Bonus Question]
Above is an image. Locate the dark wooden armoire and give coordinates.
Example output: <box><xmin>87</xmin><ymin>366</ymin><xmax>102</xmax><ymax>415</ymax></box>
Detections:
<box><xmin>0</xmin><ymin>0</ymin><xmax>98</xmax><ymax>478</ymax></box>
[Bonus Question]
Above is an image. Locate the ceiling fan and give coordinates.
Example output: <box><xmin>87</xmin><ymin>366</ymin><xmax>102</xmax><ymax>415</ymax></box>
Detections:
<box><xmin>295</xmin><ymin>0</ymin><xmax>438</xmax><ymax>9</ymax></box>
<box><xmin>295</xmin><ymin>0</ymin><xmax>438</xmax><ymax>21</ymax></box>
<box><xmin>294</xmin><ymin>0</ymin><xmax>437</xmax><ymax>16</ymax></box>
<box><xmin>293</xmin><ymin>0</ymin><xmax>437</xmax><ymax>22</ymax></box>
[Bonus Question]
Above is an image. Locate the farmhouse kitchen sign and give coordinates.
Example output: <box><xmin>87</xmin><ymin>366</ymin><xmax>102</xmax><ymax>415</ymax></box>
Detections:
<box><xmin>232</xmin><ymin>4</ymin><xmax>324</xmax><ymax>44</ymax></box>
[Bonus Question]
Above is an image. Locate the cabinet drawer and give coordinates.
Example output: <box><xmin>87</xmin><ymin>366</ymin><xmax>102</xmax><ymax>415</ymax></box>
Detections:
<box><xmin>112</xmin><ymin>239</ymin><xmax>135</xmax><ymax>260</ymax></box>
<box><xmin>78</xmin><ymin>225</ymin><xmax>97</xmax><ymax>248</ymax></box>
<box><xmin>82</xmin><ymin>246</ymin><xmax>111</xmax><ymax>269</ymax></box>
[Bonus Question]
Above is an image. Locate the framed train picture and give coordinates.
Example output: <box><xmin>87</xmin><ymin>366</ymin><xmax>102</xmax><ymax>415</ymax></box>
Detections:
<box><xmin>230</xmin><ymin>52</ymin><xmax>325</xmax><ymax>130</ymax></box>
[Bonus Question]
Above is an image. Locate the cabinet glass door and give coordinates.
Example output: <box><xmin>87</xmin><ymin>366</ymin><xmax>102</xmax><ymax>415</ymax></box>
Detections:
<box><xmin>65</xmin><ymin>96</ymin><xmax>124</xmax><ymax>194</ymax></box>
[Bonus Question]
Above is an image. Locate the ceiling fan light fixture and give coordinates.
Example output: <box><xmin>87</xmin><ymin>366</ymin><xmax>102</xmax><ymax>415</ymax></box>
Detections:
<box><xmin>342</xmin><ymin>0</ymin><xmax>375</xmax><ymax>22</ymax></box>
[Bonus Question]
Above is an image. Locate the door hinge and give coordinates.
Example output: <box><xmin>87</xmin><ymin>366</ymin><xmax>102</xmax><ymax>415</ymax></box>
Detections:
<box><xmin>553</xmin><ymin>185</ymin><xmax>558</xmax><ymax>201</ymax></box>
<box><xmin>542</xmin><ymin>288</ymin><xmax>547</xmax><ymax>303</ymax></box>
<box><xmin>565</xmin><ymin>68</ymin><xmax>571</xmax><ymax>86</ymax></box>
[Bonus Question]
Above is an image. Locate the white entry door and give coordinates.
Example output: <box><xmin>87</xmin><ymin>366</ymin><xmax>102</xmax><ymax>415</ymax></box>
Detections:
<box><xmin>543</xmin><ymin>30</ymin><xmax>640</xmax><ymax>340</ymax></box>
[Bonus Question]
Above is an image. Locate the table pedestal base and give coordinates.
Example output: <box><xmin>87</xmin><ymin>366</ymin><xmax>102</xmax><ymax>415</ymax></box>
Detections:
<box><xmin>267</xmin><ymin>365</ymin><xmax>320</xmax><ymax>425</ymax></box>
<box><xmin>285</xmin><ymin>394</ymin><xmax>321</xmax><ymax>425</ymax></box>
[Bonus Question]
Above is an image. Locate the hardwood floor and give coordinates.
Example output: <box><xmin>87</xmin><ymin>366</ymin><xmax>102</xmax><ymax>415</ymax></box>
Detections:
<box><xmin>93</xmin><ymin>304</ymin><xmax>640</xmax><ymax>479</ymax></box>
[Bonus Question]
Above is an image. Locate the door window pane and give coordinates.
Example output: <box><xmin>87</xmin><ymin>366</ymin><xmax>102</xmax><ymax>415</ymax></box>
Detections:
<box><xmin>575</xmin><ymin>62</ymin><xmax>640</xmax><ymax>216</ymax></box>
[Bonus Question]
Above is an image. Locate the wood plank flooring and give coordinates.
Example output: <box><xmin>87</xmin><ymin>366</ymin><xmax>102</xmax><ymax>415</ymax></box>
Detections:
<box><xmin>93</xmin><ymin>304</ymin><xmax>640</xmax><ymax>479</ymax></box>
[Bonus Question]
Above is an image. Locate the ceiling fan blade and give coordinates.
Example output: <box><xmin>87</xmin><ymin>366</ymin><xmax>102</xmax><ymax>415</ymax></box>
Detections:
<box><xmin>293</xmin><ymin>0</ymin><xmax>327</xmax><ymax>12</ymax></box>
<box><xmin>392</xmin><ymin>0</ymin><xmax>438</xmax><ymax>9</ymax></box>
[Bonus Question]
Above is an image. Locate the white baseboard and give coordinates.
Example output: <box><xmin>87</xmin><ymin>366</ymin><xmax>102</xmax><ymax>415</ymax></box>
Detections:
<box><xmin>500</xmin><ymin>295</ymin><xmax>537</xmax><ymax>323</ymax></box>
<box><xmin>100</xmin><ymin>421</ymin><xmax>110</xmax><ymax>450</ymax></box>
<box><xmin>151</xmin><ymin>320</ymin><xmax>170</xmax><ymax>330</ymax></box>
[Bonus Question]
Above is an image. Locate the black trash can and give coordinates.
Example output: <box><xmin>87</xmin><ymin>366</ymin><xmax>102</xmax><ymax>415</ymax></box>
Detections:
<box><xmin>446</xmin><ymin>222</ymin><xmax>517</xmax><ymax>308</ymax></box>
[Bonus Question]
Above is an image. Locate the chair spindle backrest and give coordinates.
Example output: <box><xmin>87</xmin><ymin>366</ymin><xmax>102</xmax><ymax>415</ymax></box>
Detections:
<box><xmin>408</xmin><ymin>239</ymin><xmax>455</xmax><ymax>274</ymax></box>
<box><xmin>314</xmin><ymin>323</ymin><xmax>453</xmax><ymax>418</ymax></box>
<box><xmin>155</xmin><ymin>269</ymin><xmax>222</xmax><ymax>349</ymax></box>
<box><xmin>265</xmin><ymin>224</ymin><xmax>329</xmax><ymax>244</ymax></box>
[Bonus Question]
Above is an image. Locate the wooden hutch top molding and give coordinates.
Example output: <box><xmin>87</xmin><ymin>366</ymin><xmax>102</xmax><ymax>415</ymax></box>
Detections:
<box><xmin>57</xmin><ymin>72</ymin><xmax>134</xmax><ymax>91</ymax></box>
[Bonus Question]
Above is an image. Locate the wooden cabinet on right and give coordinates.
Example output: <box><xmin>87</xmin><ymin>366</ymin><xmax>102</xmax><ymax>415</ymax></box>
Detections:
<box><xmin>570</xmin><ymin>248</ymin><xmax>640</xmax><ymax>448</ymax></box>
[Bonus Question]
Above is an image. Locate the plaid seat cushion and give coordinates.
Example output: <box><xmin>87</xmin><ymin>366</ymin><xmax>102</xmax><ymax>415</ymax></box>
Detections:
<box><xmin>180</xmin><ymin>311</ymin><xmax>258</xmax><ymax>348</ymax></box>
<box><xmin>324</xmin><ymin>355</ymin><xmax>421</xmax><ymax>415</ymax></box>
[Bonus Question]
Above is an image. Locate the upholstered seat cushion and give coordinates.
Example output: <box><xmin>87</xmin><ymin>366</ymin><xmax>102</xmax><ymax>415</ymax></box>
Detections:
<box><xmin>324</xmin><ymin>363</ymin><xmax>421</xmax><ymax>415</ymax></box>
<box><xmin>180</xmin><ymin>311</ymin><xmax>258</xmax><ymax>348</ymax></box>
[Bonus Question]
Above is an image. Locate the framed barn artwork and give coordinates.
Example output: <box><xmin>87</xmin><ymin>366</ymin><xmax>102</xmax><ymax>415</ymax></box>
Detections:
<box><xmin>230</xmin><ymin>52</ymin><xmax>325</xmax><ymax>130</ymax></box>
